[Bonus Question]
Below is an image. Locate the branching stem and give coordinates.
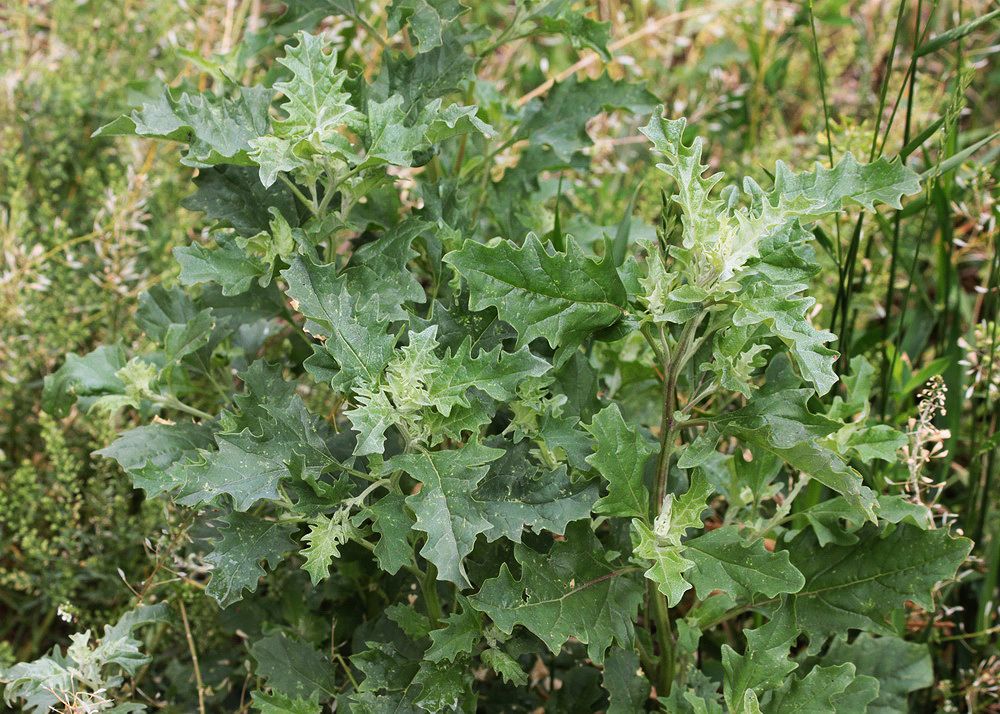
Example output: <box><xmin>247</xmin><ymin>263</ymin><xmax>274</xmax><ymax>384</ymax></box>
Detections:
<box><xmin>647</xmin><ymin>311</ymin><xmax>705</xmax><ymax>696</ymax></box>
<box><xmin>278</xmin><ymin>173</ymin><xmax>319</xmax><ymax>216</ymax></box>
<box><xmin>154</xmin><ymin>395</ymin><xmax>214</xmax><ymax>421</ymax></box>
<box><xmin>654</xmin><ymin>315</ymin><xmax>703</xmax><ymax>511</ymax></box>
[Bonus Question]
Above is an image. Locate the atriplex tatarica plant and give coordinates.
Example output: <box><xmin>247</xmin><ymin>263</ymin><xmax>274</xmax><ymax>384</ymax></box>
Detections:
<box><xmin>33</xmin><ymin>16</ymin><xmax>970</xmax><ymax>714</ymax></box>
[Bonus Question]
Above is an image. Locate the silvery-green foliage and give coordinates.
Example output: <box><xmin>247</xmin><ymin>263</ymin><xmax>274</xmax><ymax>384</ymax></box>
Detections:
<box><xmin>1</xmin><ymin>605</ymin><xmax>166</xmax><ymax>713</ymax></box>
<box><xmin>38</xmin><ymin>14</ymin><xmax>969</xmax><ymax>712</ymax></box>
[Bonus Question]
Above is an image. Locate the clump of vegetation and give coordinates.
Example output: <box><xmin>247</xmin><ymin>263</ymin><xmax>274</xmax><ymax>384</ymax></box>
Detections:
<box><xmin>3</xmin><ymin>1</ymin><xmax>997</xmax><ymax>712</ymax></box>
<box><xmin>0</xmin><ymin>0</ymin><xmax>202</xmax><ymax>654</ymax></box>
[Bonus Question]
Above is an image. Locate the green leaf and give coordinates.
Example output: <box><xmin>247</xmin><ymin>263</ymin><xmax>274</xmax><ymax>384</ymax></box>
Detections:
<box><xmin>831</xmin><ymin>676</ymin><xmax>881</xmax><ymax>714</ymax></box>
<box><xmin>276</xmin><ymin>40</ymin><xmax>360</xmax><ymax>139</ymax></box>
<box><xmin>424</xmin><ymin>102</ymin><xmax>495</xmax><ymax>143</ymax></box>
<box><xmin>732</xmin><ymin>281</ymin><xmax>837</xmax><ymax>395</ymax></box>
<box><xmin>632</xmin><ymin>472</ymin><xmax>714</xmax><ymax>606</ymax></box>
<box><xmin>173</xmin><ymin>363</ymin><xmax>337</xmax><ymax>510</ymax></box>
<box><xmin>916</xmin><ymin>7</ymin><xmax>1000</xmax><ymax>56</ymax></box>
<box><xmin>585</xmin><ymin>403</ymin><xmax>656</xmax><ymax>520</ymax></box>
<box><xmin>364</xmin><ymin>492</ymin><xmax>416</xmax><ymax>575</ymax></box>
<box><xmin>425</xmin><ymin>333</ymin><xmax>551</xmax><ymax>415</ymax></box>
<box><xmin>678</xmin><ymin>424</ymin><xmax>722</xmax><ymax>469</ymax></box>
<box><xmin>345</xmin><ymin>691</ymin><xmax>419</xmax><ymax>713</ymax></box>
<box><xmin>473</xmin><ymin>438</ymin><xmax>598</xmax><ymax>543</ymax></box>
<box><xmin>175</xmin><ymin>238</ymin><xmax>267</xmax><ymax>297</ymax></box>
<box><xmin>387</xmin><ymin>0</ymin><xmax>465</xmax><ymax>52</ymax></box>
<box><xmin>411</xmin><ymin>296</ymin><xmax>513</xmax><ymax>355</ymax></box>
<box><xmin>641</xmin><ymin>112</ymin><xmax>920</xmax><ymax>288</ymax></box>
<box><xmin>820</xmin><ymin>634</ymin><xmax>932</xmax><ymax>714</ymax></box>
<box><xmin>773</xmin><ymin>525</ymin><xmax>972</xmax><ymax>642</ymax></box>
<box><xmin>43</xmin><ymin>345</ymin><xmax>126</xmax><ymax>417</ymax></box>
<box><xmin>700</xmin><ymin>324</ymin><xmax>768</xmax><ymax>398</ymax></box>
<box><xmin>656</xmin><ymin>471</ymin><xmax>716</xmax><ymax>546</ymax></box>
<box><xmin>135</xmin><ymin>285</ymin><xmax>202</xmax><ymax>343</ymax></box>
<box><xmin>84</xmin><ymin>357</ymin><xmax>158</xmax><ymax>416</ymax></box>
<box><xmin>248</xmin><ymin>32</ymin><xmax>364</xmax><ymax>186</ymax></box>
<box><xmin>362</xmin><ymin>94</ymin><xmax>432</xmax><ymax>167</ymax></box>
<box><xmin>384</xmin><ymin>25</ymin><xmax>475</xmax><ymax>102</ymax></box>
<box><xmin>205</xmin><ymin>513</ymin><xmax>297</xmax><ymax>606</ymax></box>
<box><xmin>539</xmin><ymin>412</ymin><xmax>594</xmax><ymax>469</ymax></box>
<box><xmin>272</xmin><ymin>31</ymin><xmax>361</xmax><ymax>138</ymax></box>
<box><xmin>343</xmin><ymin>220</ymin><xmax>427</xmax><ymax>321</ymax></box>
<box><xmin>841</xmin><ymin>424</ymin><xmax>907</xmax><ymax>464</ymax></box>
<box><xmin>633</xmin><ymin>520</ymin><xmax>695</xmax><ymax>607</ymax></box>
<box><xmin>95</xmin><ymin>85</ymin><xmax>272</xmax><ymax>168</ymax></box>
<box><xmin>352</xmin><ymin>637</ymin><xmax>421</xmax><ymax>699</ymax></box>
<box><xmin>603</xmin><ymin>648</ymin><xmax>651</xmax><ymax>714</ymax></box>
<box><xmin>445</xmin><ymin>234</ymin><xmax>627</xmax><ymax>353</ymax></box>
<box><xmin>345</xmin><ymin>387</ymin><xmax>397</xmax><ymax>457</ymax></box>
<box><xmin>772</xmin><ymin>151</ymin><xmax>923</xmax><ymax>212</ymax></box>
<box><xmin>799</xmin><ymin>494</ymin><xmax>933</xmax><ymax>547</ymax></box>
<box><xmin>350</xmin><ymin>631</ymin><xmax>472</xmax><ymax>713</ymax></box>
<box><xmin>173</xmin><ymin>432</ymin><xmax>293</xmax><ymax>510</ymax></box>
<box><xmin>674</xmin><ymin>686</ymin><xmax>725</xmax><ymax>714</ymax></box>
<box><xmin>250</xmin><ymin>634</ymin><xmax>337</xmax><ymax>702</ymax></box>
<box><xmin>368</xmin><ymin>325</ymin><xmax>548</xmax><ymax>435</ymax></box>
<box><xmin>251</xmin><ymin>691</ymin><xmax>321</xmax><ymax>714</ymax></box>
<box><xmin>425</xmin><ymin>598</ymin><xmax>483</xmax><ymax>663</ymax></box>
<box><xmin>181</xmin><ymin>165</ymin><xmax>299</xmax><ymax>237</ymax></box>
<box><xmin>386</xmin><ymin>442</ymin><xmax>504</xmax><ymax>587</ymax></box>
<box><xmin>95</xmin><ymin>422</ymin><xmax>215</xmax><ymax>496</ymax></box>
<box><xmin>301</xmin><ymin>510</ymin><xmax>356</xmax><ymax>584</ymax></box>
<box><xmin>684</xmin><ymin>526</ymin><xmax>805</xmax><ymax>602</ymax></box>
<box><xmin>1</xmin><ymin>605</ymin><xmax>166</xmax><ymax>714</ymax></box>
<box><xmin>137</xmin><ymin>287</ymin><xmax>215</xmax><ymax>370</ymax></box>
<box><xmin>283</xmin><ymin>256</ymin><xmax>397</xmax><ymax>391</ymax></box>
<box><xmin>411</xmin><ymin>661</ymin><xmax>470</xmax><ymax>711</ymax></box>
<box><xmin>480</xmin><ymin>648</ymin><xmax>527</xmax><ymax>686</ymax></box>
<box><xmin>359</xmin><ymin>94</ymin><xmax>491</xmax><ymax>170</ymax></box>
<box><xmin>716</xmin><ymin>389</ymin><xmax>878</xmax><ymax>520</ymax></box>
<box><xmin>471</xmin><ymin>521</ymin><xmax>643</xmax><ymax>663</ymax></box>
<box><xmin>721</xmin><ymin>628</ymin><xmax>798</xmax><ymax>713</ymax></box>
<box><xmin>519</xmin><ymin>75</ymin><xmax>658</xmax><ymax>162</ymax></box>
<box><xmin>248</xmin><ymin>135</ymin><xmax>303</xmax><ymax>188</ymax></box>
<box><xmin>828</xmin><ymin>355</ymin><xmax>877</xmax><ymax>420</ymax></box>
<box><xmin>769</xmin><ymin>663</ymin><xmax>856</xmax><ymax>714</ymax></box>
<box><xmin>531</xmin><ymin>1</ymin><xmax>612</xmax><ymax>59</ymax></box>
<box><xmin>386</xmin><ymin>603</ymin><xmax>433</xmax><ymax>640</ymax></box>
<box><xmin>824</xmin><ymin>356</ymin><xmax>908</xmax><ymax>463</ymax></box>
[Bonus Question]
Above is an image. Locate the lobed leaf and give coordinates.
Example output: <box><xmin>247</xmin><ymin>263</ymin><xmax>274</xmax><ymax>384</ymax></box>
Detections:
<box><xmin>385</xmin><ymin>442</ymin><xmax>504</xmax><ymax>588</ymax></box>
<box><xmin>445</xmin><ymin>234</ymin><xmax>627</xmax><ymax>354</ymax></box>
<box><xmin>585</xmin><ymin>403</ymin><xmax>656</xmax><ymax>520</ymax></box>
<box><xmin>205</xmin><ymin>513</ymin><xmax>298</xmax><ymax>606</ymax></box>
<box><xmin>471</xmin><ymin>521</ymin><xmax>643</xmax><ymax>663</ymax></box>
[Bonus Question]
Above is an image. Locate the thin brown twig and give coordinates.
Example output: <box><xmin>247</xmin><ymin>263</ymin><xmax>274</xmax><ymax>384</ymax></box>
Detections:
<box><xmin>179</xmin><ymin>600</ymin><xmax>207</xmax><ymax>714</ymax></box>
<box><xmin>131</xmin><ymin>513</ymin><xmax>194</xmax><ymax>607</ymax></box>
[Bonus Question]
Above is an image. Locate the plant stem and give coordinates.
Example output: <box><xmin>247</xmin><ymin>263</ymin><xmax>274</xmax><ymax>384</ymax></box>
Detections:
<box><xmin>649</xmin><ymin>581</ymin><xmax>674</xmax><ymax>695</ymax></box>
<box><xmin>419</xmin><ymin>562</ymin><xmax>444</xmax><ymax>625</ymax></box>
<box><xmin>635</xmin><ymin>633</ymin><xmax>657</xmax><ymax>680</ymax></box>
<box><xmin>654</xmin><ymin>316</ymin><xmax>701</xmax><ymax>510</ymax></box>
<box><xmin>353</xmin><ymin>13</ymin><xmax>389</xmax><ymax>49</ymax></box>
<box><xmin>938</xmin><ymin>624</ymin><xmax>1000</xmax><ymax>642</ymax></box>
<box><xmin>278</xmin><ymin>173</ymin><xmax>318</xmax><ymax>216</ymax></box>
<box><xmin>179</xmin><ymin>599</ymin><xmax>207</xmax><ymax>714</ymax></box>
<box><xmin>156</xmin><ymin>395</ymin><xmax>215</xmax><ymax>421</ymax></box>
<box><xmin>647</xmin><ymin>312</ymin><xmax>703</xmax><ymax>695</ymax></box>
